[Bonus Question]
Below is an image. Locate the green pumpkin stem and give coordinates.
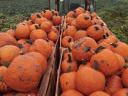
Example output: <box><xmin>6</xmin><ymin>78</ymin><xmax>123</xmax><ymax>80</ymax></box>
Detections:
<box><xmin>17</xmin><ymin>44</ymin><xmax>23</xmax><ymax>49</ymax></box>
<box><xmin>83</xmin><ymin>47</ymin><xmax>91</xmax><ymax>52</ymax></box>
<box><xmin>110</xmin><ymin>43</ymin><xmax>118</xmax><ymax>48</ymax></box>
<box><xmin>26</xmin><ymin>39</ymin><xmax>33</xmax><ymax>44</ymax></box>
<box><xmin>95</xmin><ymin>46</ymin><xmax>105</xmax><ymax>53</ymax></box>
<box><xmin>93</xmin><ymin>60</ymin><xmax>99</xmax><ymax>71</ymax></box>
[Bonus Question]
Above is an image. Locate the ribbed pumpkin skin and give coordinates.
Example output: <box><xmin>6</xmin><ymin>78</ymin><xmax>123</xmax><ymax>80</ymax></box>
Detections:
<box><xmin>3</xmin><ymin>55</ymin><xmax>42</xmax><ymax>92</ymax></box>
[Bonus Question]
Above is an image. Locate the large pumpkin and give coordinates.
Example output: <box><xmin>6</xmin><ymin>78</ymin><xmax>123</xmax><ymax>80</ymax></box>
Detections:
<box><xmin>29</xmin><ymin>39</ymin><xmax>53</xmax><ymax>59</ymax></box>
<box><xmin>0</xmin><ymin>45</ymin><xmax>20</xmax><ymax>66</ymax></box>
<box><xmin>3</xmin><ymin>55</ymin><xmax>42</xmax><ymax>92</ymax></box>
<box><xmin>72</xmin><ymin>37</ymin><xmax>98</xmax><ymax>61</ymax></box>
<box><xmin>76</xmin><ymin>67</ymin><xmax>105</xmax><ymax>95</ymax></box>
<box><xmin>89</xmin><ymin>91</ymin><xmax>110</xmax><ymax>96</ymax></box>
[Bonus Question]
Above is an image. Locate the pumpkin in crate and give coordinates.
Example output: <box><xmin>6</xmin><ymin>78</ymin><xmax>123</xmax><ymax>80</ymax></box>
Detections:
<box><xmin>90</xmin><ymin>49</ymin><xmax>122</xmax><ymax>76</ymax></box>
<box><xmin>41</xmin><ymin>20</ymin><xmax>53</xmax><ymax>33</ymax></box>
<box><xmin>91</xmin><ymin>12</ymin><xmax>97</xmax><ymax>18</ymax></box>
<box><xmin>74</xmin><ymin>7</ymin><xmax>85</xmax><ymax>17</ymax></box>
<box><xmin>52</xmin><ymin>15</ymin><xmax>62</xmax><ymax>26</ymax></box>
<box><xmin>29</xmin><ymin>39</ymin><xmax>53</xmax><ymax>59</ymax></box>
<box><xmin>50</xmin><ymin>26</ymin><xmax>59</xmax><ymax>33</ymax></box>
<box><xmin>60</xmin><ymin>72</ymin><xmax>76</xmax><ymax>91</ymax></box>
<box><xmin>0</xmin><ymin>66</ymin><xmax>10</xmax><ymax>93</ymax></box>
<box><xmin>71</xmin><ymin>19</ymin><xmax>77</xmax><ymax>26</ymax></box>
<box><xmin>48</xmin><ymin>31</ymin><xmax>58</xmax><ymax>42</ymax></box>
<box><xmin>111</xmin><ymin>42</ymin><xmax>128</xmax><ymax>60</ymax></box>
<box><xmin>89</xmin><ymin>91</ymin><xmax>110</xmax><ymax>96</ymax></box>
<box><xmin>122</xmin><ymin>68</ymin><xmax>128</xmax><ymax>87</ymax></box>
<box><xmin>102</xmin><ymin>26</ymin><xmax>113</xmax><ymax>36</ymax></box>
<box><xmin>112</xmin><ymin>89</ymin><xmax>128</xmax><ymax>96</ymax></box>
<box><xmin>61</xmin><ymin>36</ymin><xmax>74</xmax><ymax>48</ymax></box>
<box><xmin>76</xmin><ymin>67</ymin><xmax>105</xmax><ymax>95</ymax></box>
<box><xmin>74</xmin><ymin>30</ymin><xmax>87</xmax><ymax>41</ymax></box>
<box><xmin>6</xmin><ymin>29</ymin><xmax>15</xmax><ymax>37</ymax></box>
<box><xmin>42</xmin><ymin>10</ymin><xmax>53</xmax><ymax>20</ymax></box>
<box><xmin>61</xmin><ymin>89</ymin><xmax>84</xmax><ymax>96</ymax></box>
<box><xmin>3</xmin><ymin>55</ymin><xmax>43</xmax><ymax>92</ymax></box>
<box><xmin>66</xmin><ymin>11</ymin><xmax>75</xmax><ymax>18</ymax></box>
<box><xmin>0</xmin><ymin>45</ymin><xmax>20</xmax><ymax>67</ymax></box>
<box><xmin>87</xmin><ymin>24</ymin><xmax>105</xmax><ymax>40</ymax></box>
<box><xmin>30</xmin><ymin>29</ymin><xmax>47</xmax><ymax>41</ymax></box>
<box><xmin>0</xmin><ymin>33</ymin><xmax>17</xmax><ymax>47</ymax></box>
<box><xmin>29</xmin><ymin>24</ymin><xmax>40</xmax><ymax>32</ymax></box>
<box><xmin>98</xmin><ymin>42</ymin><xmax>112</xmax><ymax>50</ymax></box>
<box><xmin>61</xmin><ymin>54</ymin><xmax>78</xmax><ymax>73</ymax></box>
<box><xmin>17</xmin><ymin>39</ymin><xmax>32</xmax><ymax>54</ymax></box>
<box><xmin>72</xmin><ymin>37</ymin><xmax>98</xmax><ymax>61</ymax></box>
<box><xmin>15</xmin><ymin>23</ymin><xmax>30</xmax><ymax>39</ymax></box>
<box><xmin>66</xmin><ymin>17</ymin><xmax>75</xmax><ymax>25</ymax></box>
<box><xmin>35</xmin><ymin>17</ymin><xmax>48</xmax><ymax>25</ymax></box>
<box><xmin>76</xmin><ymin>13</ymin><xmax>92</xmax><ymax>29</ymax></box>
<box><xmin>30</xmin><ymin>13</ymin><xmax>42</xmax><ymax>22</ymax></box>
<box><xmin>63</xmin><ymin>26</ymin><xmax>77</xmax><ymax>38</ymax></box>
<box><xmin>105</xmin><ymin>75</ymin><xmax>122</xmax><ymax>95</ymax></box>
<box><xmin>26</xmin><ymin>52</ymin><xmax>47</xmax><ymax>74</ymax></box>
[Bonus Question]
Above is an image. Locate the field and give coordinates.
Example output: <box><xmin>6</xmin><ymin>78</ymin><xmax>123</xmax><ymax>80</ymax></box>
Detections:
<box><xmin>0</xmin><ymin>0</ymin><xmax>128</xmax><ymax>43</ymax></box>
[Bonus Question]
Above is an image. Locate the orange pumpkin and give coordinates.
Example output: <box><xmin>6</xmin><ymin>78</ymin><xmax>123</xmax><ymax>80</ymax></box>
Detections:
<box><xmin>76</xmin><ymin>13</ymin><xmax>92</xmax><ymax>29</ymax></box>
<box><xmin>6</xmin><ymin>29</ymin><xmax>15</xmax><ymax>37</ymax></box>
<box><xmin>87</xmin><ymin>24</ymin><xmax>105</xmax><ymax>40</ymax></box>
<box><xmin>90</xmin><ymin>49</ymin><xmax>121</xmax><ymax>76</ymax></box>
<box><xmin>71</xmin><ymin>19</ymin><xmax>77</xmax><ymax>26</ymax></box>
<box><xmin>35</xmin><ymin>17</ymin><xmax>48</xmax><ymax>25</ymax></box>
<box><xmin>122</xmin><ymin>68</ymin><xmax>128</xmax><ymax>87</ymax></box>
<box><xmin>74</xmin><ymin>30</ymin><xmax>87</xmax><ymax>40</ymax></box>
<box><xmin>30</xmin><ymin>13</ymin><xmax>42</xmax><ymax>22</ymax></box>
<box><xmin>52</xmin><ymin>15</ymin><xmax>61</xmax><ymax>26</ymax></box>
<box><xmin>15</xmin><ymin>23</ymin><xmax>30</xmax><ymax>39</ymax></box>
<box><xmin>26</xmin><ymin>52</ymin><xmax>47</xmax><ymax>74</ymax></box>
<box><xmin>4</xmin><ymin>55</ymin><xmax>42</xmax><ymax>92</ymax></box>
<box><xmin>61</xmin><ymin>36</ymin><xmax>74</xmax><ymax>48</ymax></box>
<box><xmin>48</xmin><ymin>31</ymin><xmax>58</xmax><ymax>42</ymax></box>
<box><xmin>60</xmin><ymin>72</ymin><xmax>76</xmax><ymax>91</ymax></box>
<box><xmin>74</xmin><ymin>7</ymin><xmax>85</xmax><ymax>17</ymax></box>
<box><xmin>61</xmin><ymin>89</ymin><xmax>84</xmax><ymax>96</ymax></box>
<box><xmin>42</xmin><ymin>10</ymin><xmax>53</xmax><ymax>20</ymax></box>
<box><xmin>0</xmin><ymin>45</ymin><xmax>20</xmax><ymax>66</ymax></box>
<box><xmin>61</xmin><ymin>54</ymin><xmax>78</xmax><ymax>73</ymax></box>
<box><xmin>66</xmin><ymin>17</ymin><xmax>75</xmax><ymax>25</ymax></box>
<box><xmin>112</xmin><ymin>89</ymin><xmax>128</xmax><ymax>96</ymax></box>
<box><xmin>50</xmin><ymin>26</ymin><xmax>59</xmax><ymax>33</ymax></box>
<box><xmin>30</xmin><ymin>29</ymin><xmax>47</xmax><ymax>41</ymax></box>
<box><xmin>29</xmin><ymin>39</ymin><xmax>53</xmax><ymax>59</ymax></box>
<box><xmin>0</xmin><ymin>33</ymin><xmax>17</xmax><ymax>47</ymax></box>
<box><xmin>29</xmin><ymin>24</ymin><xmax>40</xmax><ymax>32</ymax></box>
<box><xmin>72</xmin><ymin>37</ymin><xmax>98</xmax><ymax>61</ymax></box>
<box><xmin>41</xmin><ymin>21</ymin><xmax>53</xmax><ymax>33</ymax></box>
<box><xmin>105</xmin><ymin>75</ymin><xmax>122</xmax><ymax>95</ymax></box>
<box><xmin>66</xmin><ymin>11</ymin><xmax>75</xmax><ymax>18</ymax></box>
<box><xmin>89</xmin><ymin>91</ymin><xmax>110</xmax><ymax>96</ymax></box>
<box><xmin>76</xmin><ymin>67</ymin><xmax>105</xmax><ymax>95</ymax></box>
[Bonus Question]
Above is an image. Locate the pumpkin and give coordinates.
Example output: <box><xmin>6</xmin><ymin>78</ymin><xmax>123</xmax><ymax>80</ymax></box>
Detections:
<box><xmin>26</xmin><ymin>52</ymin><xmax>47</xmax><ymax>74</ymax></box>
<box><xmin>60</xmin><ymin>72</ymin><xmax>76</xmax><ymax>91</ymax></box>
<box><xmin>0</xmin><ymin>33</ymin><xmax>17</xmax><ymax>47</ymax></box>
<box><xmin>30</xmin><ymin>29</ymin><xmax>47</xmax><ymax>41</ymax></box>
<box><xmin>89</xmin><ymin>91</ymin><xmax>110</xmax><ymax>96</ymax></box>
<box><xmin>0</xmin><ymin>45</ymin><xmax>20</xmax><ymax>66</ymax></box>
<box><xmin>91</xmin><ymin>12</ymin><xmax>97</xmax><ymax>18</ymax></box>
<box><xmin>51</xmin><ymin>10</ymin><xmax>59</xmax><ymax>16</ymax></box>
<box><xmin>112</xmin><ymin>89</ymin><xmax>128</xmax><ymax>96</ymax></box>
<box><xmin>4</xmin><ymin>55</ymin><xmax>42</xmax><ymax>92</ymax></box>
<box><xmin>98</xmin><ymin>42</ymin><xmax>112</xmax><ymax>50</ymax></box>
<box><xmin>61</xmin><ymin>36</ymin><xmax>74</xmax><ymax>48</ymax></box>
<box><xmin>66</xmin><ymin>11</ymin><xmax>75</xmax><ymax>18</ymax></box>
<box><xmin>29</xmin><ymin>39</ymin><xmax>53</xmax><ymax>59</ymax></box>
<box><xmin>76</xmin><ymin>13</ymin><xmax>92</xmax><ymax>29</ymax></box>
<box><xmin>76</xmin><ymin>67</ymin><xmax>105</xmax><ymax>95</ymax></box>
<box><xmin>30</xmin><ymin>13</ymin><xmax>42</xmax><ymax>22</ymax></box>
<box><xmin>105</xmin><ymin>75</ymin><xmax>122</xmax><ymax>95</ymax></box>
<box><xmin>50</xmin><ymin>26</ymin><xmax>59</xmax><ymax>33</ymax></box>
<box><xmin>111</xmin><ymin>42</ymin><xmax>128</xmax><ymax>60</ymax></box>
<box><xmin>41</xmin><ymin>21</ymin><xmax>53</xmax><ymax>33</ymax></box>
<box><xmin>29</xmin><ymin>24</ymin><xmax>40</xmax><ymax>32</ymax></box>
<box><xmin>74</xmin><ymin>7</ymin><xmax>85</xmax><ymax>17</ymax></box>
<box><xmin>35</xmin><ymin>17</ymin><xmax>48</xmax><ymax>25</ymax></box>
<box><xmin>17</xmin><ymin>39</ymin><xmax>32</xmax><ymax>54</ymax></box>
<box><xmin>48</xmin><ymin>31</ymin><xmax>58</xmax><ymax>42</ymax></box>
<box><xmin>6</xmin><ymin>29</ymin><xmax>15</xmax><ymax>37</ymax></box>
<box><xmin>72</xmin><ymin>37</ymin><xmax>98</xmax><ymax>61</ymax></box>
<box><xmin>15</xmin><ymin>23</ymin><xmax>30</xmax><ymax>39</ymax></box>
<box><xmin>122</xmin><ymin>68</ymin><xmax>128</xmax><ymax>87</ymax></box>
<box><xmin>61</xmin><ymin>89</ymin><xmax>84</xmax><ymax>96</ymax></box>
<box><xmin>87</xmin><ymin>24</ymin><xmax>105</xmax><ymax>40</ymax></box>
<box><xmin>71</xmin><ymin>19</ymin><xmax>77</xmax><ymax>26</ymax></box>
<box><xmin>66</xmin><ymin>17</ymin><xmax>75</xmax><ymax>25</ymax></box>
<box><xmin>74</xmin><ymin>30</ymin><xmax>87</xmax><ymax>41</ymax></box>
<box><xmin>63</xmin><ymin>26</ymin><xmax>77</xmax><ymax>38</ymax></box>
<box><xmin>42</xmin><ymin>10</ymin><xmax>53</xmax><ymax>20</ymax></box>
<box><xmin>103</xmin><ymin>26</ymin><xmax>113</xmax><ymax>36</ymax></box>
<box><xmin>3</xmin><ymin>92</ymin><xmax>37</xmax><ymax>96</ymax></box>
<box><xmin>61</xmin><ymin>54</ymin><xmax>78</xmax><ymax>73</ymax></box>
<box><xmin>90</xmin><ymin>49</ymin><xmax>121</xmax><ymax>76</ymax></box>
<box><xmin>52</xmin><ymin>15</ymin><xmax>61</xmax><ymax>26</ymax></box>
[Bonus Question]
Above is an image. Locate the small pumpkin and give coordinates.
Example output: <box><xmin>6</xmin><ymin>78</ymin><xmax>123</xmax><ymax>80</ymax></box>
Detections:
<box><xmin>74</xmin><ymin>30</ymin><xmax>87</xmax><ymax>41</ymax></box>
<box><xmin>41</xmin><ymin>21</ymin><xmax>53</xmax><ymax>33</ymax></box>
<box><xmin>35</xmin><ymin>17</ymin><xmax>48</xmax><ymax>25</ymax></box>
<box><xmin>76</xmin><ymin>67</ymin><xmax>105</xmax><ymax>95</ymax></box>
<box><xmin>60</xmin><ymin>72</ymin><xmax>76</xmax><ymax>91</ymax></box>
<box><xmin>30</xmin><ymin>13</ymin><xmax>42</xmax><ymax>22</ymax></box>
<box><xmin>29</xmin><ymin>24</ymin><xmax>40</xmax><ymax>32</ymax></box>
<box><xmin>66</xmin><ymin>17</ymin><xmax>75</xmax><ymax>25</ymax></box>
<box><xmin>48</xmin><ymin>31</ymin><xmax>58</xmax><ymax>42</ymax></box>
<box><xmin>89</xmin><ymin>91</ymin><xmax>110</xmax><ymax>96</ymax></box>
<box><xmin>61</xmin><ymin>54</ymin><xmax>78</xmax><ymax>73</ymax></box>
<box><xmin>112</xmin><ymin>89</ymin><xmax>128</xmax><ymax>96</ymax></box>
<box><xmin>74</xmin><ymin>7</ymin><xmax>85</xmax><ymax>17</ymax></box>
<box><xmin>122</xmin><ymin>68</ymin><xmax>128</xmax><ymax>87</ymax></box>
<box><xmin>52</xmin><ymin>15</ymin><xmax>62</xmax><ymax>26</ymax></box>
<box><xmin>42</xmin><ymin>10</ymin><xmax>53</xmax><ymax>20</ymax></box>
<box><xmin>66</xmin><ymin>11</ymin><xmax>75</xmax><ymax>18</ymax></box>
<box><xmin>6</xmin><ymin>29</ymin><xmax>15</xmax><ymax>37</ymax></box>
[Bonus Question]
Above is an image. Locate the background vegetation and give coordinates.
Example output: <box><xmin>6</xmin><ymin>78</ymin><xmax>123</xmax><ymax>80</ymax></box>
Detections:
<box><xmin>0</xmin><ymin>0</ymin><xmax>127</xmax><ymax>43</ymax></box>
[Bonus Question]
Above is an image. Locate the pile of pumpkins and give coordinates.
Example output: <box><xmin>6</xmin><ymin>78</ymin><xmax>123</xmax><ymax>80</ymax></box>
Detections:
<box><xmin>0</xmin><ymin>9</ymin><xmax>61</xmax><ymax>95</ymax></box>
<box><xmin>60</xmin><ymin>7</ymin><xmax>128</xmax><ymax>96</ymax></box>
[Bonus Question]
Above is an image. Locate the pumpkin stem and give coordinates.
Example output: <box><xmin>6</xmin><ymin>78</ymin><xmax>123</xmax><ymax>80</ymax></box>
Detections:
<box><xmin>124</xmin><ymin>57</ymin><xmax>128</xmax><ymax>62</ymax></box>
<box><xmin>2</xmin><ymin>62</ymin><xmax>10</xmax><ymax>67</ymax></box>
<box><xmin>68</xmin><ymin>47</ymin><xmax>72</xmax><ymax>52</ymax></box>
<box><xmin>123</xmin><ymin>63</ymin><xmax>128</xmax><ymax>68</ymax></box>
<box><xmin>66</xmin><ymin>65</ymin><xmax>72</xmax><ymax>72</ymax></box>
<box><xmin>81</xmin><ymin>60</ymin><xmax>87</xmax><ymax>65</ymax></box>
<box><xmin>68</xmin><ymin>38</ymin><xmax>72</xmax><ymax>43</ymax></box>
<box><xmin>94</xmin><ymin>26</ymin><xmax>100</xmax><ymax>31</ymax></box>
<box><xmin>17</xmin><ymin>44</ymin><xmax>23</xmax><ymax>49</ymax></box>
<box><xmin>93</xmin><ymin>60</ymin><xmax>99</xmax><ymax>71</ymax></box>
<box><xmin>37</xmin><ymin>14</ymin><xmax>41</xmax><ymax>18</ymax></box>
<box><xmin>26</xmin><ymin>39</ymin><xmax>33</xmax><ymax>44</ymax></box>
<box><xmin>35</xmin><ymin>25</ymin><xmax>40</xmax><ymax>29</ymax></box>
<box><xmin>95</xmin><ymin>46</ymin><xmax>105</xmax><ymax>53</ymax></box>
<box><xmin>110</xmin><ymin>43</ymin><xmax>118</xmax><ymax>48</ymax></box>
<box><xmin>84</xmin><ymin>16</ymin><xmax>89</xmax><ymax>20</ymax></box>
<box><xmin>0</xmin><ymin>75</ymin><xmax>3</xmax><ymax>81</ymax></box>
<box><xmin>83</xmin><ymin>47</ymin><xmax>91</xmax><ymax>52</ymax></box>
<box><xmin>68</xmin><ymin>54</ymin><xmax>72</xmax><ymax>63</ymax></box>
